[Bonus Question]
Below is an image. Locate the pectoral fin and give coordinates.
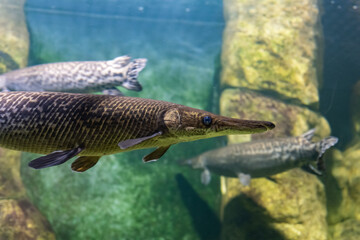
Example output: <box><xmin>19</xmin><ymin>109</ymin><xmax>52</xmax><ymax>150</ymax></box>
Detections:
<box><xmin>201</xmin><ymin>168</ymin><xmax>211</xmax><ymax>185</ymax></box>
<box><xmin>71</xmin><ymin>156</ymin><xmax>101</xmax><ymax>172</ymax></box>
<box><xmin>102</xmin><ymin>88</ymin><xmax>124</xmax><ymax>96</ymax></box>
<box><xmin>28</xmin><ymin>147</ymin><xmax>83</xmax><ymax>169</ymax></box>
<box><xmin>118</xmin><ymin>131</ymin><xmax>162</xmax><ymax>149</ymax></box>
<box><xmin>143</xmin><ymin>145</ymin><xmax>171</xmax><ymax>162</ymax></box>
<box><xmin>238</xmin><ymin>173</ymin><xmax>251</xmax><ymax>186</ymax></box>
<box><xmin>301</xmin><ymin>164</ymin><xmax>323</xmax><ymax>176</ymax></box>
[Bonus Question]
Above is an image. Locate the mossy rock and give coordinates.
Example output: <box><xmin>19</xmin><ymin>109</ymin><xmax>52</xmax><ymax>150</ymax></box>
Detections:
<box><xmin>219</xmin><ymin>88</ymin><xmax>330</xmax><ymax>240</ymax></box>
<box><xmin>0</xmin><ymin>51</ymin><xmax>19</xmax><ymax>74</ymax></box>
<box><xmin>221</xmin><ymin>169</ymin><xmax>327</xmax><ymax>240</ymax></box>
<box><xmin>326</xmin><ymin>140</ymin><xmax>360</xmax><ymax>239</ymax></box>
<box><xmin>221</xmin><ymin>0</ymin><xmax>322</xmax><ymax>107</ymax></box>
<box><xmin>0</xmin><ymin>199</ymin><xmax>55</xmax><ymax>240</ymax></box>
<box><xmin>0</xmin><ymin>148</ymin><xmax>55</xmax><ymax>240</ymax></box>
<box><xmin>329</xmin><ymin>219</ymin><xmax>360</xmax><ymax>240</ymax></box>
<box><xmin>0</xmin><ymin>1</ymin><xmax>54</xmax><ymax>239</ymax></box>
<box><xmin>0</xmin><ymin>0</ymin><xmax>29</xmax><ymax>69</ymax></box>
<box><xmin>0</xmin><ymin>149</ymin><xmax>25</xmax><ymax>198</ymax></box>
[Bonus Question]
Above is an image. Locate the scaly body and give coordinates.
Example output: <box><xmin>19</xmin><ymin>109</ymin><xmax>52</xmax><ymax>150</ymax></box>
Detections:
<box><xmin>0</xmin><ymin>92</ymin><xmax>275</xmax><ymax>172</ymax></box>
<box><xmin>182</xmin><ymin>129</ymin><xmax>338</xmax><ymax>185</ymax></box>
<box><xmin>0</xmin><ymin>56</ymin><xmax>146</xmax><ymax>95</ymax></box>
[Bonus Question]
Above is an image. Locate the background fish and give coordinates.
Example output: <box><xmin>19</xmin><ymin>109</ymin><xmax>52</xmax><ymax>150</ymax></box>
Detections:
<box><xmin>0</xmin><ymin>56</ymin><xmax>146</xmax><ymax>95</ymax></box>
<box><xmin>0</xmin><ymin>91</ymin><xmax>275</xmax><ymax>172</ymax></box>
<box><xmin>181</xmin><ymin>129</ymin><xmax>338</xmax><ymax>186</ymax></box>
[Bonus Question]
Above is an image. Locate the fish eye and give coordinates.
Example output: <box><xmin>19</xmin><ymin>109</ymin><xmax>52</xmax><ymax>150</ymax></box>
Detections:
<box><xmin>202</xmin><ymin>116</ymin><xmax>212</xmax><ymax>126</ymax></box>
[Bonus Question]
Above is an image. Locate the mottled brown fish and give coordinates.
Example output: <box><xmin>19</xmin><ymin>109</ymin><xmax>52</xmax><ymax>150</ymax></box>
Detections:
<box><xmin>0</xmin><ymin>56</ymin><xmax>146</xmax><ymax>95</ymax></box>
<box><xmin>0</xmin><ymin>92</ymin><xmax>274</xmax><ymax>172</ymax></box>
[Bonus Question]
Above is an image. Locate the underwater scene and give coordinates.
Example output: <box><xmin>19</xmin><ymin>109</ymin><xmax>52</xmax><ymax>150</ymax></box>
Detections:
<box><xmin>0</xmin><ymin>0</ymin><xmax>359</xmax><ymax>239</ymax></box>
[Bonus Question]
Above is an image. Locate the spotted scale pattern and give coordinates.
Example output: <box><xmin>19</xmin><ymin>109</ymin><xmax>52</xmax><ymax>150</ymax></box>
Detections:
<box><xmin>0</xmin><ymin>92</ymin><xmax>176</xmax><ymax>156</ymax></box>
<box><xmin>198</xmin><ymin>136</ymin><xmax>321</xmax><ymax>178</ymax></box>
<box><xmin>0</xmin><ymin>56</ymin><xmax>146</xmax><ymax>93</ymax></box>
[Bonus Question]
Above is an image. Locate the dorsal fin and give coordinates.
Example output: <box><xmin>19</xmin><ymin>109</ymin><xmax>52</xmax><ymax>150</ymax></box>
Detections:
<box><xmin>110</xmin><ymin>55</ymin><xmax>131</xmax><ymax>66</ymax></box>
<box><xmin>301</xmin><ymin>128</ymin><xmax>316</xmax><ymax>141</ymax></box>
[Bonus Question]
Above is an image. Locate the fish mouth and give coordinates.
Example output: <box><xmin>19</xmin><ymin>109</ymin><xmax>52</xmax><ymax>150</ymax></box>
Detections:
<box><xmin>218</xmin><ymin>118</ymin><xmax>275</xmax><ymax>134</ymax></box>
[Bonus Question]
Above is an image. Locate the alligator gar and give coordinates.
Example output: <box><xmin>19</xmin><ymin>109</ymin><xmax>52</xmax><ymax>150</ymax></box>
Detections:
<box><xmin>0</xmin><ymin>56</ymin><xmax>146</xmax><ymax>95</ymax></box>
<box><xmin>0</xmin><ymin>91</ymin><xmax>275</xmax><ymax>172</ymax></box>
<box><xmin>181</xmin><ymin>129</ymin><xmax>338</xmax><ymax>185</ymax></box>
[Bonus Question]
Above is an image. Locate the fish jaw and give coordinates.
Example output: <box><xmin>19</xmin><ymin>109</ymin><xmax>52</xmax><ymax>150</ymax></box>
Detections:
<box><xmin>213</xmin><ymin>117</ymin><xmax>275</xmax><ymax>135</ymax></box>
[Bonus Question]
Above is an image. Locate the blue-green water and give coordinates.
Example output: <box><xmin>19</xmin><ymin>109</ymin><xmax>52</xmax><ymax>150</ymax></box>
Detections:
<box><xmin>0</xmin><ymin>0</ymin><xmax>359</xmax><ymax>239</ymax></box>
<box><xmin>21</xmin><ymin>0</ymin><xmax>225</xmax><ymax>239</ymax></box>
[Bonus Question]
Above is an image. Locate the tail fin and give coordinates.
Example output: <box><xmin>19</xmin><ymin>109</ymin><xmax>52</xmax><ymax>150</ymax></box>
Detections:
<box><xmin>316</xmin><ymin>136</ymin><xmax>339</xmax><ymax>172</ymax></box>
<box><xmin>122</xmin><ymin>58</ymin><xmax>147</xmax><ymax>91</ymax></box>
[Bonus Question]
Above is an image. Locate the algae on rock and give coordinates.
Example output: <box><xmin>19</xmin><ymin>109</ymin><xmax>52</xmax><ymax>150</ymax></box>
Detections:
<box><xmin>218</xmin><ymin>4</ymin><xmax>329</xmax><ymax>238</ymax></box>
<box><xmin>0</xmin><ymin>148</ymin><xmax>55</xmax><ymax>240</ymax></box>
<box><xmin>0</xmin><ymin>1</ymin><xmax>55</xmax><ymax>239</ymax></box>
<box><xmin>0</xmin><ymin>0</ymin><xmax>29</xmax><ymax>72</ymax></box>
<box><xmin>221</xmin><ymin>0</ymin><xmax>323</xmax><ymax>106</ymax></box>
<box><xmin>326</xmin><ymin>142</ymin><xmax>360</xmax><ymax>240</ymax></box>
<box><xmin>221</xmin><ymin>169</ymin><xmax>327</xmax><ymax>240</ymax></box>
<box><xmin>219</xmin><ymin>89</ymin><xmax>329</xmax><ymax>240</ymax></box>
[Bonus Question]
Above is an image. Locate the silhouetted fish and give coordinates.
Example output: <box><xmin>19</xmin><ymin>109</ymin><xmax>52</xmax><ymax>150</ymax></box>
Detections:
<box><xmin>0</xmin><ymin>56</ymin><xmax>146</xmax><ymax>95</ymax></box>
<box><xmin>181</xmin><ymin>129</ymin><xmax>338</xmax><ymax>185</ymax></box>
<box><xmin>0</xmin><ymin>91</ymin><xmax>275</xmax><ymax>172</ymax></box>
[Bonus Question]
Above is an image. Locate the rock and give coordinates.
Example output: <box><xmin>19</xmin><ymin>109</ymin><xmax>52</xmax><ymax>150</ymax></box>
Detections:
<box><xmin>221</xmin><ymin>0</ymin><xmax>322</xmax><ymax>107</ymax></box>
<box><xmin>0</xmin><ymin>0</ymin><xmax>29</xmax><ymax>72</ymax></box>
<box><xmin>0</xmin><ymin>149</ymin><xmax>55</xmax><ymax>240</ymax></box>
<box><xmin>219</xmin><ymin>88</ymin><xmax>330</xmax><ymax>239</ymax></box>
<box><xmin>220</xmin><ymin>88</ymin><xmax>330</xmax><ymax>143</ymax></box>
<box><xmin>0</xmin><ymin>1</ymin><xmax>55</xmax><ymax>239</ymax></box>
<box><xmin>326</xmin><ymin>141</ymin><xmax>360</xmax><ymax>239</ymax></box>
<box><xmin>0</xmin><ymin>199</ymin><xmax>55</xmax><ymax>240</ymax></box>
<box><xmin>221</xmin><ymin>169</ymin><xmax>327</xmax><ymax>240</ymax></box>
<box><xmin>330</xmin><ymin>219</ymin><xmax>360</xmax><ymax>240</ymax></box>
<box><xmin>0</xmin><ymin>149</ymin><xmax>26</xmax><ymax>199</ymax></box>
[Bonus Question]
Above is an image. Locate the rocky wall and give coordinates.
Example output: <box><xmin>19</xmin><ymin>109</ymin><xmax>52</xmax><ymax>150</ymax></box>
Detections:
<box><xmin>0</xmin><ymin>0</ymin><xmax>56</xmax><ymax>239</ymax></box>
<box><xmin>219</xmin><ymin>0</ymin><xmax>329</xmax><ymax>239</ymax></box>
<box><xmin>325</xmin><ymin>81</ymin><xmax>360</xmax><ymax>240</ymax></box>
<box><xmin>221</xmin><ymin>0</ymin><xmax>323</xmax><ymax>107</ymax></box>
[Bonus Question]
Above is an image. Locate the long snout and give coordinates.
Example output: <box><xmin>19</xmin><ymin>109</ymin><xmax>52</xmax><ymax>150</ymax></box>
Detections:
<box><xmin>217</xmin><ymin>117</ymin><xmax>275</xmax><ymax>134</ymax></box>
